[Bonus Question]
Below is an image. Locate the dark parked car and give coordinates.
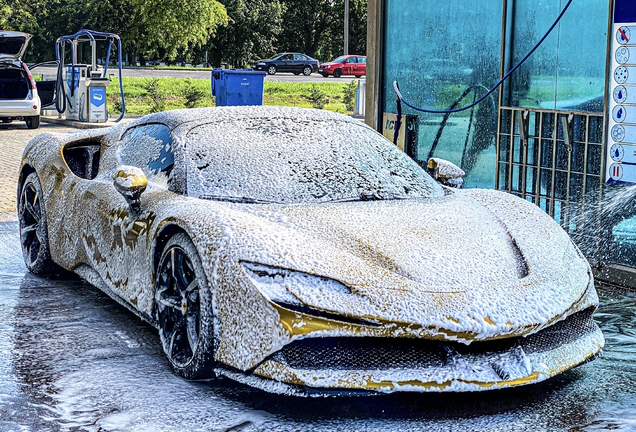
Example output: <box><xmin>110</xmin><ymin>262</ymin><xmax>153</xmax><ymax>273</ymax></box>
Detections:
<box><xmin>252</xmin><ymin>53</ymin><xmax>318</xmax><ymax>76</ymax></box>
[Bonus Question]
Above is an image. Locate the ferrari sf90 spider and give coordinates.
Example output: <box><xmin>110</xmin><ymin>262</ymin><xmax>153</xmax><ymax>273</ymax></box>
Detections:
<box><xmin>18</xmin><ymin>106</ymin><xmax>603</xmax><ymax>396</ymax></box>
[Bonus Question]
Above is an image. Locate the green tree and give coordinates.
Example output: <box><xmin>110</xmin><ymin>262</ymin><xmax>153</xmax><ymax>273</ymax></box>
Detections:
<box><xmin>276</xmin><ymin>0</ymin><xmax>366</xmax><ymax>62</ymax></box>
<box><xmin>2</xmin><ymin>0</ymin><xmax>228</xmax><ymax>63</ymax></box>
<box><xmin>347</xmin><ymin>0</ymin><xmax>367</xmax><ymax>55</ymax></box>
<box><xmin>0</xmin><ymin>1</ymin><xmax>12</xmax><ymax>28</ymax></box>
<box><xmin>132</xmin><ymin>0</ymin><xmax>228</xmax><ymax>61</ymax></box>
<box><xmin>206</xmin><ymin>0</ymin><xmax>284</xmax><ymax>67</ymax></box>
<box><xmin>278</xmin><ymin>0</ymin><xmax>336</xmax><ymax>59</ymax></box>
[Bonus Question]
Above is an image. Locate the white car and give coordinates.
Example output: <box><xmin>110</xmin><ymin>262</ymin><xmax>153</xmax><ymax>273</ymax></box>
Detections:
<box><xmin>0</xmin><ymin>31</ymin><xmax>56</xmax><ymax>129</ymax></box>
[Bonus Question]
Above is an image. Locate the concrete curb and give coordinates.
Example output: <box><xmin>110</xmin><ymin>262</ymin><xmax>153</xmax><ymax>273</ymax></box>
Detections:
<box><xmin>41</xmin><ymin>116</ymin><xmax>112</xmax><ymax>129</ymax></box>
<box><xmin>0</xmin><ymin>212</ymin><xmax>17</xmax><ymax>223</ymax></box>
<box><xmin>41</xmin><ymin>115</ymin><xmax>139</xmax><ymax>129</ymax></box>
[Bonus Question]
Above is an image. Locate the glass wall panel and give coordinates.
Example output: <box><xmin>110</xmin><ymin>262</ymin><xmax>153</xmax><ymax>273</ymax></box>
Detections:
<box><xmin>504</xmin><ymin>0</ymin><xmax>609</xmax><ymax>112</ymax></box>
<box><xmin>382</xmin><ymin>1</ymin><xmax>504</xmax><ymax>188</ymax></box>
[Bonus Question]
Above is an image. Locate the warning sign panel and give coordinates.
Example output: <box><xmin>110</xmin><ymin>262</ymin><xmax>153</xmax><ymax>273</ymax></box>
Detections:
<box><xmin>606</xmin><ymin>0</ymin><xmax>636</xmax><ymax>184</ymax></box>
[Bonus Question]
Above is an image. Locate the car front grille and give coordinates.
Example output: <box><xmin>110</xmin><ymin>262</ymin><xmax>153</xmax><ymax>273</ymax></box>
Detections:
<box><xmin>268</xmin><ymin>308</ymin><xmax>597</xmax><ymax>371</ymax></box>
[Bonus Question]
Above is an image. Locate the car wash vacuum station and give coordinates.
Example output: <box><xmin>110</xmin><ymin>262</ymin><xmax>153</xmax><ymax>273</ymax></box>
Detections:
<box><xmin>55</xmin><ymin>29</ymin><xmax>125</xmax><ymax>123</ymax></box>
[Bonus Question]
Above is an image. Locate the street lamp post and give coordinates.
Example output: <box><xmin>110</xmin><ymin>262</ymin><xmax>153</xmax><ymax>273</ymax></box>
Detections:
<box><xmin>344</xmin><ymin>0</ymin><xmax>349</xmax><ymax>55</ymax></box>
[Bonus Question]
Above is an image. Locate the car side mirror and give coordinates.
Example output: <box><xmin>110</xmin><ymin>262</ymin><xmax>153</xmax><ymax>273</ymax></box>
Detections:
<box><xmin>113</xmin><ymin>166</ymin><xmax>147</xmax><ymax>213</ymax></box>
<box><xmin>427</xmin><ymin>158</ymin><xmax>465</xmax><ymax>188</ymax></box>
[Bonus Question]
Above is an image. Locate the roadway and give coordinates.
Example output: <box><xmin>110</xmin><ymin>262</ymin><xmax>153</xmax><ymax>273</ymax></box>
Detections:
<box><xmin>121</xmin><ymin>68</ymin><xmax>361</xmax><ymax>83</ymax></box>
<box><xmin>32</xmin><ymin>66</ymin><xmax>363</xmax><ymax>83</ymax></box>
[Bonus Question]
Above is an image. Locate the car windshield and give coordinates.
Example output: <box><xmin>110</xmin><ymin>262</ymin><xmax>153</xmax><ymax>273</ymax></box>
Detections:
<box><xmin>331</xmin><ymin>56</ymin><xmax>348</xmax><ymax>63</ymax></box>
<box><xmin>184</xmin><ymin>114</ymin><xmax>444</xmax><ymax>204</ymax></box>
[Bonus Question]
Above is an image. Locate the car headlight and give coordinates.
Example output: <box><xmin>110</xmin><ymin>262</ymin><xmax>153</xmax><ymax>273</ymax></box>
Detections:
<box><xmin>257</xmin><ymin>62</ymin><xmax>265</xmax><ymax>66</ymax></box>
<box><xmin>322</xmin><ymin>65</ymin><xmax>330</xmax><ymax>69</ymax></box>
<box><xmin>241</xmin><ymin>261</ymin><xmax>351</xmax><ymax>307</ymax></box>
<box><xmin>562</xmin><ymin>238</ymin><xmax>587</xmax><ymax>265</ymax></box>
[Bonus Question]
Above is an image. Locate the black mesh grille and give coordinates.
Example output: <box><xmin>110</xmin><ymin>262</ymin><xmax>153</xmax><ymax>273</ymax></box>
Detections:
<box><xmin>522</xmin><ymin>307</ymin><xmax>598</xmax><ymax>354</ymax></box>
<box><xmin>269</xmin><ymin>308</ymin><xmax>597</xmax><ymax>371</ymax></box>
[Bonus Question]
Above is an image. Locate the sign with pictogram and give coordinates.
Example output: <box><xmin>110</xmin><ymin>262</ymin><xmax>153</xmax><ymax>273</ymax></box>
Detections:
<box><xmin>607</xmin><ymin>0</ymin><xmax>636</xmax><ymax>184</ymax></box>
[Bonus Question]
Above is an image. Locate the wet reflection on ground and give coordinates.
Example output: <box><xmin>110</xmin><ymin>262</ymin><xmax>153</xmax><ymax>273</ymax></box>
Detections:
<box><xmin>0</xmin><ymin>220</ymin><xmax>635</xmax><ymax>431</ymax></box>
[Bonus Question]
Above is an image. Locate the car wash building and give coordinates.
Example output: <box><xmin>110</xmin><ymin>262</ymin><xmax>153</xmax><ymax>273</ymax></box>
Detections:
<box><xmin>364</xmin><ymin>0</ymin><xmax>636</xmax><ymax>289</ymax></box>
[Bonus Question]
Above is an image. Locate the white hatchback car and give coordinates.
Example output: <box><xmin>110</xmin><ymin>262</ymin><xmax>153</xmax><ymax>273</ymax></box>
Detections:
<box><xmin>0</xmin><ymin>31</ymin><xmax>56</xmax><ymax>129</ymax></box>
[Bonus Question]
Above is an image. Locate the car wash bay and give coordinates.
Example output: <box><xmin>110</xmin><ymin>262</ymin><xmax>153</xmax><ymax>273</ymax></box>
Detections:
<box><xmin>0</xmin><ymin>220</ymin><xmax>634</xmax><ymax>430</ymax></box>
<box><xmin>367</xmin><ymin>0</ymin><xmax>636</xmax><ymax>289</ymax></box>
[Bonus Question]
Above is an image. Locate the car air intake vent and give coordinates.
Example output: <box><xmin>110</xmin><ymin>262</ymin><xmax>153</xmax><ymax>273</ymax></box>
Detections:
<box><xmin>268</xmin><ymin>308</ymin><xmax>596</xmax><ymax>371</ymax></box>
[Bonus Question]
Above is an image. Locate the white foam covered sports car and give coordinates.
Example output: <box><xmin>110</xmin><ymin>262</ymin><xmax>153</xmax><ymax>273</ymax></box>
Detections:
<box><xmin>18</xmin><ymin>106</ymin><xmax>604</xmax><ymax>396</ymax></box>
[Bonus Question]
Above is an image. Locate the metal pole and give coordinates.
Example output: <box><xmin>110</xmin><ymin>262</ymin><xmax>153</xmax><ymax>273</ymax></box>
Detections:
<box><xmin>92</xmin><ymin>39</ymin><xmax>97</xmax><ymax>70</ymax></box>
<box><xmin>344</xmin><ymin>0</ymin><xmax>349</xmax><ymax>55</ymax></box>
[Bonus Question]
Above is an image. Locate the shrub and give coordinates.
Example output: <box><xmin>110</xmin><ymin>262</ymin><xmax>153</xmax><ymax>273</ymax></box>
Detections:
<box><xmin>182</xmin><ymin>79</ymin><xmax>206</xmax><ymax>109</ymax></box>
<box><xmin>109</xmin><ymin>94</ymin><xmax>123</xmax><ymax>114</ymax></box>
<box><xmin>343</xmin><ymin>80</ymin><xmax>358</xmax><ymax>112</ymax></box>
<box><xmin>304</xmin><ymin>85</ymin><xmax>327</xmax><ymax>110</ymax></box>
<box><xmin>143</xmin><ymin>78</ymin><xmax>165</xmax><ymax>113</ymax></box>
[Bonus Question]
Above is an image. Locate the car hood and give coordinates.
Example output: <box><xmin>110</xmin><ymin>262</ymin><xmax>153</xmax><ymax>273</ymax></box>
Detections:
<box><xmin>0</xmin><ymin>31</ymin><xmax>31</xmax><ymax>61</ymax></box>
<box><xmin>218</xmin><ymin>189</ymin><xmax>596</xmax><ymax>342</ymax></box>
<box><xmin>320</xmin><ymin>62</ymin><xmax>341</xmax><ymax>67</ymax></box>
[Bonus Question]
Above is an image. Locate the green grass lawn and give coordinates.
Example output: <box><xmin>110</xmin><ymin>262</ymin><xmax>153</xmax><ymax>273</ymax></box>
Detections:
<box><xmin>106</xmin><ymin>77</ymin><xmax>357</xmax><ymax>116</ymax></box>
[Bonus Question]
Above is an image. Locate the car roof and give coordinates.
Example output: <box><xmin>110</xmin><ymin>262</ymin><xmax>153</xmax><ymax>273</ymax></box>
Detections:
<box><xmin>0</xmin><ymin>31</ymin><xmax>32</xmax><ymax>61</ymax></box>
<box><xmin>128</xmin><ymin>106</ymin><xmax>360</xmax><ymax>132</ymax></box>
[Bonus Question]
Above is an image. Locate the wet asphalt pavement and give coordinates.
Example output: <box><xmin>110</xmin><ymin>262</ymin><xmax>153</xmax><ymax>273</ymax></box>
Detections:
<box><xmin>0</xmin><ymin>220</ymin><xmax>635</xmax><ymax>432</ymax></box>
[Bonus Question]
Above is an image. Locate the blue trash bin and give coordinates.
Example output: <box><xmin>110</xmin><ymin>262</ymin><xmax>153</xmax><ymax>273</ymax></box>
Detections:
<box><xmin>211</xmin><ymin>68</ymin><xmax>266</xmax><ymax>106</ymax></box>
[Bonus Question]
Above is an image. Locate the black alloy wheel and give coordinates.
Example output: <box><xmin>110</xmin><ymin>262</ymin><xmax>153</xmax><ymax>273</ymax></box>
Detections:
<box><xmin>18</xmin><ymin>172</ymin><xmax>61</xmax><ymax>274</ymax></box>
<box><xmin>267</xmin><ymin>65</ymin><xmax>277</xmax><ymax>75</ymax></box>
<box><xmin>155</xmin><ymin>233</ymin><xmax>215</xmax><ymax>379</ymax></box>
<box><xmin>302</xmin><ymin>66</ymin><xmax>312</xmax><ymax>76</ymax></box>
<box><xmin>333</xmin><ymin>69</ymin><xmax>343</xmax><ymax>78</ymax></box>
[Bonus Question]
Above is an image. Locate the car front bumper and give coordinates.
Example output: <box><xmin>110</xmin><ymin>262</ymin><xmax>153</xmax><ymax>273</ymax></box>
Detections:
<box><xmin>215</xmin><ymin>308</ymin><xmax>604</xmax><ymax>396</ymax></box>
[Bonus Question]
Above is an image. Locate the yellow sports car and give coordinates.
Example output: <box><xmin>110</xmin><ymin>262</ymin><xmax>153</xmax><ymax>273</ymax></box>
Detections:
<box><xmin>18</xmin><ymin>106</ymin><xmax>604</xmax><ymax>396</ymax></box>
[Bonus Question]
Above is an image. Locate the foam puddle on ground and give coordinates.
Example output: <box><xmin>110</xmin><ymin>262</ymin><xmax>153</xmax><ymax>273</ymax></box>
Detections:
<box><xmin>0</xmin><ymin>220</ymin><xmax>634</xmax><ymax>431</ymax></box>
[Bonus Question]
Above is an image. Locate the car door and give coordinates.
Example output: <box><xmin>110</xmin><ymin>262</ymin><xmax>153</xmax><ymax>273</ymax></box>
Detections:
<box><xmin>29</xmin><ymin>60</ymin><xmax>58</xmax><ymax>108</ymax></box>
<box><xmin>69</xmin><ymin>123</ymin><xmax>183</xmax><ymax>312</ymax></box>
<box><xmin>343</xmin><ymin>57</ymin><xmax>356</xmax><ymax>75</ymax></box>
<box><xmin>293</xmin><ymin>54</ymin><xmax>307</xmax><ymax>73</ymax></box>
<box><xmin>277</xmin><ymin>54</ymin><xmax>293</xmax><ymax>72</ymax></box>
<box><xmin>356</xmin><ymin>57</ymin><xmax>367</xmax><ymax>76</ymax></box>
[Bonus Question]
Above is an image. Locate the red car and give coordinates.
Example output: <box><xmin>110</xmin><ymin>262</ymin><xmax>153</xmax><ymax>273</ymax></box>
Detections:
<box><xmin>318</xmin><ymin>55</ymin><xmax>366</xmax><ymax>78</ymax></box>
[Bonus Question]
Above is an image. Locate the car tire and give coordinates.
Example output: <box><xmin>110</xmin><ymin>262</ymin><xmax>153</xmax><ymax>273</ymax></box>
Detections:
<box><xmin>25</xmin><ymin>115</ymin><xmax>40</xmax><ymax>129</ymax></box>
<box><xmin>333</xmin><ymin>69</ymin><xmax>342</xmax><ymax>78</ymax></box>
<box><xmin>320</xmin><ymin>72</ymin><xmax>329</xmax><ymax>78</ymax></box>
<box><xmin>18</xmin><ymin>172</ymin><xmax>64</xmax><ymax>275</ymax></box>
<box><xmin>355</xmin><ymin>75</ymin><xmax>362</xmax><ymax>78</ymax></box>
<box><xmin>302</xmin><ymin>66</ymin><xmax>312</xmax><ymax>76</ymax></box>
<box><xmin>293</xmin><ymin>72</ymin><xmax>300</xmax><ymax>75</ymax></box>
<box><xmin>267</xmin><ymin>65</ymin><xmax>277</xmax><ymax>75</ymax></box>
<box><xmin>154</xmin><ymin>232</ymin><xmax>217</xmax><ymax>380</ymax></box>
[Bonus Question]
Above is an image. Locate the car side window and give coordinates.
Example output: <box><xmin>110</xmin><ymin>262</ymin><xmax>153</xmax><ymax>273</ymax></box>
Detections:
<box><xmin>348</xmin><ymin>57</ymin><xmax>357</xmax><ymax>64</ymax></box>
<box><xmin>358</xmin><ymin>57</ymin><xmax>366</xmax><ymax>64</ymax></box>
<box><xmin>119</xmin><ymin>123</ymin><xmax>182</xmax><ymax>192</ymax></box>
<box><xmin>294</xmin><ymin>54</ymin><xmax>307</xmax><ymax>61</ymax></box>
